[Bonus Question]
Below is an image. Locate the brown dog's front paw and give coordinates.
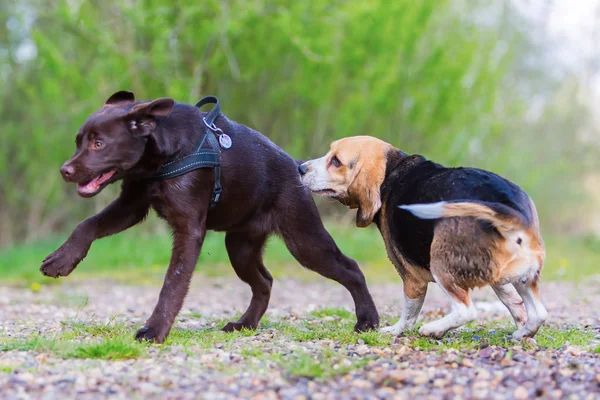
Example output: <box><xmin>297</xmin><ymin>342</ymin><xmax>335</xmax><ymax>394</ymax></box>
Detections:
<box><xmin>40</xmin><ymin>249</ymin><xmax>81</xmax><ymax>278</ymax></box>
<box><xmin>222</xmin><ymin>321</ymin><xmax>257</xmax><ymax>332</ymax></box>
<box><xmin>354</xmin><ymin>309</ymin><xmax>380</xmax><ymax>332</ymax></box>
<box><xmin>135</xmin><ymin>326</ymin><xmax>168</xmax><ymax>344</ymax></box>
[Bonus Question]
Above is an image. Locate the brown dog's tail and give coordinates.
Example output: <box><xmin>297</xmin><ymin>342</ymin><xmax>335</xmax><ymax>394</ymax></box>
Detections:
<box><xmin>398</xmin><ymin>201</ymin><xmax>530</xmax><ymax>235</ymax></box>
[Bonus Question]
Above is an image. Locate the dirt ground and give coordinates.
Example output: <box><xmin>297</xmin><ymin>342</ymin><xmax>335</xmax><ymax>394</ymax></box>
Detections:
<box><xmin>1</xmin><ymin>276</ymin><xmax>599</xmax><ymax>399</ymax></box>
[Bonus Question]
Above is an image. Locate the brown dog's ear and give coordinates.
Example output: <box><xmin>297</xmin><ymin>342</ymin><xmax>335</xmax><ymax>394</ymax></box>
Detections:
<box><xmin>348</xmin><ymin>160</ymin><xmax>386</xmax><ymax>227</ymax></box>
<box><xmin>105</xmin><ymin>91</ymin><xmax>135</xmax><ymax>106</ymax></box>
<box><xmin>130</xmin><ymin>98</ymin><xmax>175</xmax><ymax>118</ymax></box>
<box><xmin>126</xmin><ymin>98</ymin><xmax>175</xmax><ymax>136</ymax></box>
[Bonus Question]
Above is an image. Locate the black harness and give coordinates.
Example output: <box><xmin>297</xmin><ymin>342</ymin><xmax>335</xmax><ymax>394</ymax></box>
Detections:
<box><xmin>151</xmin><ymin>96</ymin><xmax>230</xmax><ymax>209</ymax></box>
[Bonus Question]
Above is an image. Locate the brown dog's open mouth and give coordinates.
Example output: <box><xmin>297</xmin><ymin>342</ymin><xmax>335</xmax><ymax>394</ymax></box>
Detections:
<box><xmin>77</xmin><ymin>170</ymin><xmax>116</xmax><ymax>197</ymax></box>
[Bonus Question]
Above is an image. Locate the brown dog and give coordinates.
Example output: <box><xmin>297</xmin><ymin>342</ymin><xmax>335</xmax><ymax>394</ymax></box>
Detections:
<box><xmin>299</xmin><ymin>136</ymin><xmax>547</xmax><ymax>339</ymax></box>
<box><xmin>40</xmin><ymin>92</ymin><xmax>379</xmax><ymax>343</ymax></box>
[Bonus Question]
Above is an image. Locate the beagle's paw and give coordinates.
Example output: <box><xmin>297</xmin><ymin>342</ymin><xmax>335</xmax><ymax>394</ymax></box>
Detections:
<box><xmin>380</xmin><ymin>322</ymin><xmax>408</xmax><ymax>336</ymax></box>
<box><xmin>418</xmin><ymin>321</ymin><xmax>449</xmax><ymax>339</ymax></box>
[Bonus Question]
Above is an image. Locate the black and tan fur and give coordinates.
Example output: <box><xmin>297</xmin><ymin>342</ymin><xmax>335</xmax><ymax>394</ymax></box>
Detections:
<box><xmin>299</xmin><ymin>136</ymin><xmax>547</xmax><ymax>339</ymax></box>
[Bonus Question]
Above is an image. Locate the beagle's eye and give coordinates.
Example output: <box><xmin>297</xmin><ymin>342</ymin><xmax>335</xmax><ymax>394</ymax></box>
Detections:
<box><xmin>330</xmin><ymin>155</ymin><xmax>342</xmax><ymax>168</ymax></box>
<box><xmin>93</xmin><ymin>140</ymin><xmax>104</xmax><ymax>150</ymax></box>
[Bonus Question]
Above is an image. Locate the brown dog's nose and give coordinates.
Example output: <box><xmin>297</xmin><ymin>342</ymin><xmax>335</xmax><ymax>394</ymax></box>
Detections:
<box><xmin>298</xmin><ymin>164</ymin><xmax>308</xmax><ymax>176</ymax></box>
<box><xmin>60</xmin><ymin>164</ymin><xmax>75</xmax><ymax>180</ymax></box>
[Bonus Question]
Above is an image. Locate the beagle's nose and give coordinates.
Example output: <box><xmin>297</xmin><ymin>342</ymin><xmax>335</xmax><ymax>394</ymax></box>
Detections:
<box><xmin>60</xmin><ymin>164</ymin><xmax>75</xmax><ymax>180</ymax></box>
<box><xmin>298</xmin><ymin>164</ymin><xmax>308</xmax><ymax>176</ymax></box>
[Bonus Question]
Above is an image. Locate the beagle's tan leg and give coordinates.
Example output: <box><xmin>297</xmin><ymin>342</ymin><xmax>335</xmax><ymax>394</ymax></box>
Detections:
<box><xmin>512</xmin><ymin>279</ymin><xmax>547</xmax><ymax>339</ymax></box>
<box><xmin>492</xmin><ymin>284</ymin><xmax>527</xmax><ymax>328</ymax></box>
<box><xmin>419</xmin><ymin>273</ymin><xmax>477</xmax><ymax>339</ymax></box>
<box><xmin>381</xmin><ymin>277</ymin><xmax>427</xmax><ymax>336</ymax></box>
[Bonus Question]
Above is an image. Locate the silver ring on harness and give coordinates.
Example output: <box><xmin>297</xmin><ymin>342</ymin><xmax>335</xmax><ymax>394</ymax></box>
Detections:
<box><xmin>203</xmin><ymin>117</ymin><xmax>224</xmax><ymax>135</ymax></box>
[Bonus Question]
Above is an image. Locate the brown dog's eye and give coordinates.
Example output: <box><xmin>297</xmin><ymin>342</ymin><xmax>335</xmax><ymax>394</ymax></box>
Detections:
<box><xmin>330</xmin><ymin>155</ymin><xmax>342</xmax><ymax>168</ymax></box>
<box><xmin>93</xmin><ymin>140</ymin><xmax>104</xmax><ymax>150</ymax></box>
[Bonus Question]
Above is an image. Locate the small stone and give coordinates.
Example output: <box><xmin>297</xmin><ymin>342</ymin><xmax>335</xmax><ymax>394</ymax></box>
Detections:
<box><xmin>540</xmin><ymin>357</ymin><xmax>553</xmax><ymax>366</ymax></box>
<box><xmin>367</xmin><ymin>371</ymin><xmax>388</xmax><ymax>385</ymax></box>
<box><xmin>453</xmin><ymin>385</ymin><xmax>465</xmax><ymax>395</ymax></box>
<box><xmin>395</xmin><ymin>346</ymin><xmax>411</xmax><ymax>357</ymax></box>
<box><xmin>559</xmin><ymin>368</ymin><xmax>574</xmax><ymax>377</ymax></box>
<box><xmin>500</xmin><ymin>358</ymin><xmax>513</xmax><ymax>367</ymax></box>
<box><xmin>564</xmin><ymin>346</ymin><xmax>582</xmax><ymax>357</ymax></box>
<box><xmin>476</xmin><ymin>369</ymin><xmax>491</xmax><ymax>380</ymax></box>
<box><xmin>462</xmin><ymin>358</ymin><xmax>475</xmax><ymax>368</ymax></box>
<box><xmin>479</xmin><ymin>347</ymin><xmax>493</xmax><ymax>358</ymax></box>
<box><xmin>412</xmin><ymin>373</ymin><xmax>429</xmax><ymax>385</ymax></box>
<box><xmin>351</xmin><ymin>379</ymin><xmax>372</xmax><ymax>389</ymax></box>
<box><xmin>514</xmin><ymin>386</ymin><xmax>529</xmax><ymax>400</ymax></box>
<box><xmin>443</xmin><ymin>353</ymin><xmax>458</xmax><ymax>364</ymax></box>
<box><xmin>433</xmin><ymin>378</ymin><xmax>449</xmax><ymax>388</ymax></box>
<box><xmin>388</xmin><ymin>370</ymin><xmax>409</xmax><ymax>384</ymax></box>
<box><xmin>549</xmin><ymin>389</ymin><xmax>563</xmax><ymax>398</ymax></box>
<box><xmin>34</xmin><ymin>354</ymin><xmax>47</xmax><ymax>363</ymax></box>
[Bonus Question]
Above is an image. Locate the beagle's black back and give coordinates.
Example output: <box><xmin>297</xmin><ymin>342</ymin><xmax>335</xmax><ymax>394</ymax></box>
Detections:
<box><xmin>376</xmin><ymin>153</ymin><xmax>533</xmax><ymax>269</ymax></box>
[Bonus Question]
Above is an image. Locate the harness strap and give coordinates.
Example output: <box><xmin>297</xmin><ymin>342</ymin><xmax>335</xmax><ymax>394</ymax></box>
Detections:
<box><xmin>151</xmin><ymin>96</ymin><xmax>226</xmax><ymax>209</ymax></box>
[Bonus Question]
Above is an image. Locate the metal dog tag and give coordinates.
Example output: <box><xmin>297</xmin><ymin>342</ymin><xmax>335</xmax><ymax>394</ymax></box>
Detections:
<box><xmin>219</xmin><ymin>133</ymin><xmax>232</xmax><ymax>149</ymax></box>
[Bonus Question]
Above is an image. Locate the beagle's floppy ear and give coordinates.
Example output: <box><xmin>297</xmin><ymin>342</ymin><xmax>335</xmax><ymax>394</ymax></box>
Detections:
<box><xmin>348</xmin><ymin>159</ymin><xmax>386</xmax><ymax>227</ymax></box>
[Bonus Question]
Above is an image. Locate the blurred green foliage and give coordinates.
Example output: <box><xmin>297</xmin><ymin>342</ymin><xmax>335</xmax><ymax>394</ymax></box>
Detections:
<box><xmin>0</xmin><ymin>0</ymin><xmax>595</xmax><ymax>247</ymax></box>
<box><xmin>1</xmin><ymin>219</ymin><xmax>598</xmax><ymax>285</ymax></box>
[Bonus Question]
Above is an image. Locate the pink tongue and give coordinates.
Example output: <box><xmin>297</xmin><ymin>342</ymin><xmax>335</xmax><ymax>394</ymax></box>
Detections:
<box><xmin>78</xmin><ymin>179</ymin><xmax>101</xmax><ymax>194</ymax></box>
<box><xmin>77</xmin><ymin>170</ymin><xmax>115</xmax><ymax>194</ymax></box>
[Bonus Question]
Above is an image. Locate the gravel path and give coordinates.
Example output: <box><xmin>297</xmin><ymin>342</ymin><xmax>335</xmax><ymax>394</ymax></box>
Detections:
<box><xmin>1</xmin><ymin>275</ymin><xmax>599</xmax><ymax>399</ymax></box>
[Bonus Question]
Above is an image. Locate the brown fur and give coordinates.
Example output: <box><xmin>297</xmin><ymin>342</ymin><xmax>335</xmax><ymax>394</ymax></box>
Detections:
<box><xmin>41</xmin><ymin>93</ymin><xmax>380</xmax><ymax>343</ymax></box>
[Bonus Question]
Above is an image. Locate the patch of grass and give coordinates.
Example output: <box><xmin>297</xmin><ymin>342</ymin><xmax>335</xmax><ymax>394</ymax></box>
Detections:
<box><xmin>595</xmin><ymin>345</ymin><xmax>600</xmax><ymax>354</ymax></box>
<box><xmin>60</xmin><ymin>318</ymin><xmax>259</xmax><ymax>351</ymax></box>
<box><xmin>69</xmin><ymin>338</ymin><xmax>145</xmax><ymax>360</ymax></box>
<box><xmin>272</xmin><ymin>318</ymin><xmax>391</xmax><ymax>347</ymax></box>
<box><xmin>284</xmin><ymin>350</ymin><xmax>370</xmax><ymax>379</ymax></box>
<box><xmin>0</xmin><ymin>332</ymin><xmax>146</xmax><ymax>361</ymax></box>
<box><xmin>165</xmin><ymin>315</ymin><xmax>256</xmax><ymax>347</ymax></box>
<box><xmin>61</xmin><ymin>319</ymin><xmax>133</xmax><ymax>340</ymax></box>
<box><xmin>0</xmin><ymin>336</ymin><xmax>60</xmax><ymax>353</ymax></box>
<box><xmin>0</xmin><ymin>366</ymin><xmax>15</xmax><ymax>373</ymax></box>
<box><xmin>309</xmin><ymin>307</ymin><xmax>354</xmax><ymax>320</ymax></box>
<box><xmin>535</xmin><ymin>326</ymin><xmax>595</xmax><ymax>348</ymax></box>
<box><xmin>357</xmin><ymin>330</ymin><xmax>391</xmax><ymax>346</ymax></box>
<box><xmin>241</xmin><ymin>347</ymin><xmax>267</xmax><ymax>358</ymax></box>
<box><xmin>1</xmin><ymin>218</ymin><xmax>597</xmax><ymax>285</ymax></box>
<box><xmin>403</xmin><ymin>322</ymin><xmax>595</xmax><ymax>351</ymax></box>
<box><xmin>0</xmin><ymin>219</ymin><xmax>404</xmax><ymax>285</ymax></box>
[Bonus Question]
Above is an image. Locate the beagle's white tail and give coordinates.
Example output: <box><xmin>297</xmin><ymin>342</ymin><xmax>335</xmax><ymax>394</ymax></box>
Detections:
<box><xmin>399</xmin><ymin>201</ymin><xmax>530</xmax><ymax>235</ymax></box>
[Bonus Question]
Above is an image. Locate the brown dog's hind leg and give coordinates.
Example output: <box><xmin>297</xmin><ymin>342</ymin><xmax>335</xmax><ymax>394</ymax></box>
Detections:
<box><xmin>222</xmin><ymin>232</ymin><xmax>273</xmax><ymax>332</ymax></box>
<box><xmin>278</xmin><ymin>200</ymin><xmax>379</xmax><ymax>332</ymax></box>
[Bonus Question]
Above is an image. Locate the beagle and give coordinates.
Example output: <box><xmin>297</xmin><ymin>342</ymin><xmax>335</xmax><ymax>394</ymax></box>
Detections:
<box><xmin>299</xmin><ymin>136</ymin><xmax>547</xmax><ymax>339</ymax></box>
